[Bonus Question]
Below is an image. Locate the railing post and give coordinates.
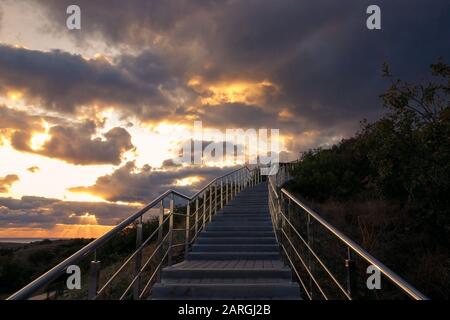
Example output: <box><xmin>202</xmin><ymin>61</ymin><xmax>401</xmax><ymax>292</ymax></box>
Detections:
<box><xmin>156</xmin><ymin>200</ymin><xmax>164</xmax><ymax>282</ymax></box>
<box><xmin>279</xmin><ymin>193</ymin><xmax>286</xmax><ymax>256</ymax></box>
<box><xmin>194</xmin><ymin>198</ymin><xmax>199</xmax><ymax>239</ymax></box>
<box><xmin>220</xmin><ymin>180</ymin><xmax>223</xmax><ymax>209</ymax></box>
<box><xmin>214</xmin><ymin>182</ymin><xmax>218</xmax><ymax>216</ymax></box>
<box><xmin>231</xmin><ymin>177</ymin><xmax>234</xmax><ymax>198</ymax></box>
<box><xmin>158</xmin><ymin>200</ymin><xmax>164</xmax><ymax>242</ymax></box>
<box><xmin>203</xmin><ymin>191</ymin><xmax>206</xmax><ymax>230</ymax></box>
<box><xmin>306</xmin><ymin>212</ymin><xmax>313</xmax><ymax>299</ymax></box>
<box><xmin>88</xmin><ymin>254</ymin><xmax>101</xmax><ymax>300</ymax></box>
<box><xmin>345</xmin><ymin>247</ymin><xmax>357</xmax><ymax>299</ymax></box>
<box><xmin>226</xmin><ymin>177</ymin><xmax>229</xmax><ymax>204</ymax></box>
<box><xmin>240</xmin><ymin>170</ymin><xmax>244</xmax><ymax>190</ymax></box>
<box><xmin>185</xmin><ymin>202</ymin><xmax>190</xmax><ymax>259</ymax></box>
<box><xmin>168</xmin><ymin>195</ymin><xmax>174</xmax><ymax>266</ymax></box>
<box><xmin>287</xmin><ymin>198</ymin><xmax>292</xmax><ymax>239</ymax></box>
<box><xmin>209</xmin><ymin>185</ymin><xmax>213</xmax><ymax>222</ymax></box>
<box><xmin>133</xmin><ymin>221</ymin><xmax>143</xmax><ymax>300</ymax></box>
<box><xmin>238</xmin><ymin>170</ymin><xmax>241</xmax><ymax>192</ymax></box>
<box><xmin>243</xmin><ymin>171</ymin><xmax>247</xmax><ymax>189</ymax></box>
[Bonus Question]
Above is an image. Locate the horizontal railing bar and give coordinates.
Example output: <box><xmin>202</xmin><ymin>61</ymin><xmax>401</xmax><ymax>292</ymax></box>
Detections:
<box><xmin>95</xmin><ymin>214</ymin><xmax>171</xmax><ymax>297</ymax></box>
<box><xmin>190</xmin><ymin>166</ymin><xmax>257</xmax><ymax>199</ymax></box>
<box><xmin>281</xmin><ymin>228</ymin><xmax>328</xmax><ymax>300</ymax></box>
<box><xmin>280</xmin><ymin>188</ymin><xmax>429</xmax><ymax>300</ymax></box>
<box><xmin>268</xmin><ymin>177</ymin><xmax>279</xmax><ymax>199</ymax></box>
<box><xmin>118</xmin><ymin>232</ymin><xmax>171</xmax><ymax>300</ymax></box>
<box><xmin>280</xmin><ymin>244</ymin><xmax>312</xmax><ymax>300</ymax></box>
<box><xmin>278</xmin><ymin>209</ymin><xmax>351</xmax><ymax>299</ymax></box>
<box><xmin>138</xmin><ymin>248</ymin><xmax>170</xmax><ymax>299</ymax></box>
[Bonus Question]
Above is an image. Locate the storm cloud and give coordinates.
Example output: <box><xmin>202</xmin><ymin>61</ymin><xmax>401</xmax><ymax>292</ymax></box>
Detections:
<box><xmin>0</xmin><ymin>45</ymin><xmax>188</xmax><ymax>120</ymax></box>
<box><xmin>69</xmin><ymin>160</ymin><xmax>234</xmax><ymax>203</ymax></box>
<box><xmin>0</xmin><ymin>106</ymin><xmax>135</xmax><ymax>165</ymax></box>
<box><xmin>24</xmin><ymin>0</ymin><xmax>450</xmax><ymax>140</ymax></box>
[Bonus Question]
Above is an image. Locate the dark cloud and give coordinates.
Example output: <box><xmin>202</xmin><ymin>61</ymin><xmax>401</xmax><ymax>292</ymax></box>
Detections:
<box><xmin>0</xmin><ymin>196</ymin><xmax>136</xmax><ymax>228</ymax></box>
<box><xmin>0</xmin><ymin>45</ymin><xmax>184</xmax><ymax>120</ymax></box>
<box><xmin>8</xmin><ymin>1</ymin><xmax>450</xmax><ymax>150</ymax></box>
<box><xmin>0</xmin><ymin>174</ymin><xmax>19</xmax><ymax>193</ymax></box>
<box><xmin>161</xmin><ymin>158</ymin><xmax>181</xmax><ymax>168</ymax></box>
<box><xmin>0</xmin><ymin>106</ymin><xmax>135</xmax><ymax>165</ymax></box>
<box><xmin>69</xmin><ymin>160</ymin><xmax>234</xmax><ymax>203</ymax></box>
<box><xmin>193</xmin><ymin>103</ymin><xmax>298</xmax><ymax>130</ymax></box>
<box><xmin>0</xmin><ymin>104</ymin><xmax>42</xmax><ymax>132</ymax></box>
<box><xmin>31</xmin><ymin>122</ymin><xmax>134</xmax><ymax>165</ymax></box>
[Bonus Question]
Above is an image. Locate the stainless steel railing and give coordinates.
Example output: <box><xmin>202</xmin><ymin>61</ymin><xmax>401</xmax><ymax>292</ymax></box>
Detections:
<box><xmin>7</xmin><ymin>165</ymin><xmax>262</xmax><ymax>300</ymax></box>
<box><xmin>268</xmin><ymin>163</ymin><xmax>429</xmax><ymax>300</ymax></box>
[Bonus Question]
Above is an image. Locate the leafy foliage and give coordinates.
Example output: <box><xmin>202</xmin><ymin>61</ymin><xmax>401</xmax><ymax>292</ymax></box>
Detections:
<box><xmin>291</xmin><ymin>59</ymin><xmax>450</xmax><ymax>237</ymax></box>
<box><xmin>289</xmin><ymin>60</ymin><xmax>450</xmax><ymax>298</ymax></box>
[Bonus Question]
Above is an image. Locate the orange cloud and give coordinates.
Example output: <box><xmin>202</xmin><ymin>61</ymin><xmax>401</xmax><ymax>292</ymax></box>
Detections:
<box><xmin>188</xmin><ymin>77</ymin><xmax>279</xmax><ymax>106</ymax></box>
<box><xmin>0</xmin><ymin>174</ymin><xmax>19</xmax><ymax>193</ymax></box>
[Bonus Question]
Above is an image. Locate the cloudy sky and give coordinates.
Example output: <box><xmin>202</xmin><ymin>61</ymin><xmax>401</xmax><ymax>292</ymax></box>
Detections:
<box><xmin>0</xmin><ymin>0</ymin><xmax>449</xmax><ymax>238</ymax></box>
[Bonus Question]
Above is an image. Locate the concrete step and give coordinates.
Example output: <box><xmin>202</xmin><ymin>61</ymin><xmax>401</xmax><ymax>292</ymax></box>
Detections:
<box><xmin>151</xmin><ymin>283</ymin><xmax>300</xmax><ymax>300</ymax></box>
<box><xmin>206</xmin><ymin>226</ymin><xmax>273</xmax><ymax>231</ymax></box>
<box><xmin>191</xmin><ymin>244</ymin><xmax>279</xmax><ymax>252</ymax></box>
<box><xmin>197</xmin><ymin>237</ymin><xmax>277</xmax><ymax>244</ymax></box>
<box><xmin>161</xmin><ymin>268</ymin><xmax>292</xmax><ymax>280</ymax></box>
<box><xmin>187</xmin><ymin>252</ymin><xmax>280</xmax><ymax>260</ymax></box>
<box><xmin>219</xmin><ymin>211</ymin><xmax>269</xmax><ymax>215</ymax></box>
<box><xmin>213</xmin><ymin>214</ymin><xmax>271</xmax><ymax>220</ymax></box>
<box><xmin>200</xmin><ymin>231</ymin><xmax>275</xmax><ymax>237</ymax></box>
<box><xmin>210</xmin><ymin>221</ymin><xmax>272</xmax><ymax>227</ymax></box>
<box><xmin>211</xmin><ymin>219</ymin><xmax>272</xmax><ymax>224</ymax></box>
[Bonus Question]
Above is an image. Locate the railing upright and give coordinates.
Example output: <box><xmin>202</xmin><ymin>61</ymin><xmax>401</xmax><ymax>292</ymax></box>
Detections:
<box><xmin>167</xmin><ymin>195</ymin><xmax>174</xmax><ymax>266</ymax></box>
<box><xmin>209</xmin><ymin>185</ymin><xmax>213</xmax><ymax>222</ymax></box>
<box><xmin>133</xmin><ymin>221</ymin><xmax>143</xmax><ymax>300</ymax></box>
<box><xmin>220</xmin><ymin>180</ymin><xmax>224</xmax><ymax>209</ymax></box>
<box><xmin>345</xmin><ymin>247</ymin><xmax>356</xmax><ymax>298</ymax></box>
<box><xmin>88</xmin><ymin>254</ymin><xmax>100</xmax><ymax>300</ymax></box>
<box><xmin>203</xmin><ymin>190</ymin><xmax>206</xmax><ymax>230</ymax></box>
<box><xmin>194</xmin><ymin>198</ymin><xmax>199</xmax><ymax>239</ymax></box>
<box><xmin>226</xmin><ymin>177</ymin><xmax>229</xmax><ymax>204</ymax></box>
<box><xmin>184</xmin><ymin>202</ymin><xmax>190</xmax><ymax>259</ymax></box>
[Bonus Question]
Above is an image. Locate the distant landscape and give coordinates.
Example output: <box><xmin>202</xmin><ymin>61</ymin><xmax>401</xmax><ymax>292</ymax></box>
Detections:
<box><xmin>0</xmin><ymin>238</ymin><xmax>92</xmax><ymax>299</ymax></box>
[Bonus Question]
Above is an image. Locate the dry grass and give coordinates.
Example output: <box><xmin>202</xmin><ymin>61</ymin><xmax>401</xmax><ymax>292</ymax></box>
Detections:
<box><xmin>302</xmin><ymin>199</ymin><xmax>449</xmax><ymax>299</ymax></box>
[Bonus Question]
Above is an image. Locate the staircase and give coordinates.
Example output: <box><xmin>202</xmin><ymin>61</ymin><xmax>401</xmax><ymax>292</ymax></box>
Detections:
<box><xmin>151</xmin><ymin>183</ymin><xmax>301</xmax><ymax>300</ymax></box>
<box><xmin>7</xmin><ymin>165</ymin><xmax>428</xmax><ymax>300</ymax></box>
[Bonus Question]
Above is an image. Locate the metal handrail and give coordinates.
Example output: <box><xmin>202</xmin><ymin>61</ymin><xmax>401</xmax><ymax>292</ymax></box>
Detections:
<box><xmin>7</xmin><ymin>165</ymin><xmax>260</xmax><ymax>300</ymax></box>
<box><xmin>267</xmin><ymin>165</ymin><xmax>429</xmax><ymax>300</ymax></box>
